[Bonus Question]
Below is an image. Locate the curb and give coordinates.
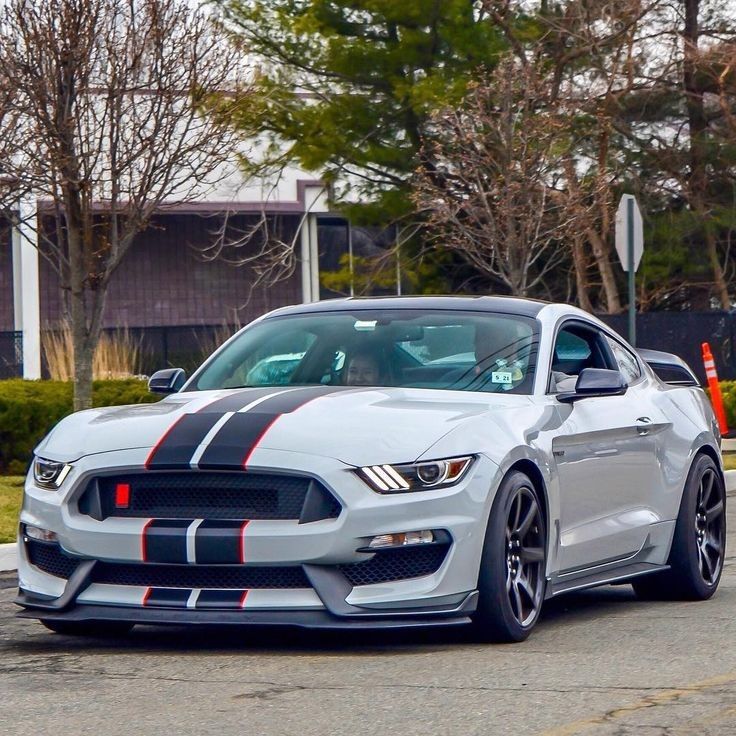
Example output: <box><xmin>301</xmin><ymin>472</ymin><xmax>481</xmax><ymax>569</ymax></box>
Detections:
<box><xmin>0</xmin><ymin>542</ymin><xmax>17</xmax><ymax>573</ymax></box>
<box><xmin>2</xmin><ymin>474</ymin><xmax>735</xmax><ymax>574</ymax></box>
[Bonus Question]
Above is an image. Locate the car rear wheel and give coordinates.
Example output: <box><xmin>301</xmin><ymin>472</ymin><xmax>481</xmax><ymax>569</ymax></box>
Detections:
<box><xmin>633</xmin><ymin>453</ymin><xmax>726</xmax><ymax>601</ymax></box>
<box><xmin>40</xmin><ymin>620</ymin><xmax>135</xmax><ymax>637</ymax></box>
<box><xmin>472</xmin><ymin>471</ymin><xmax>547</xmax><ymax>642</ymax></box>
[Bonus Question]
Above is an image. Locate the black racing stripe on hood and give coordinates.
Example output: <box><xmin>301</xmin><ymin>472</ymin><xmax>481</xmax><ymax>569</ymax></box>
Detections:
<box><xmin>145</xmin><ymin>412</ymin><xmax>221</xmax><ymax>470</ymax></box>
<box><xmin>248</xmin><ymin>385</ymin><xmax>353</xmax><ymax>414</ymax></box>
<box><xmin>199</xmin><ymin>386</ymin><xmax>283</xmax><ymax>414</ymax></box>
<box><xmin>146</xmin><ymin>387</ymin><xmax>297</xmax><ymax>470</ymax></box>
<box><xmin>196</xmin><ymin>412</ymin><xmax>276</xmax><ymax>470</ymax></box>
<box><xmin>196</xmin><ymin>385</ymin><xmax>354</xmax><ymax>470</ymax></box>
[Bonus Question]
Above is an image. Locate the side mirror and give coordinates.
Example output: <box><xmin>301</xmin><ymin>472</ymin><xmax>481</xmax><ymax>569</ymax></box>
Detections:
<box><xmin>557</xmin><ymin>368</ymin><xmax>627</xmax><ymax>403</ymax></box>
<box><xmin>148</xmin><ymin>368</ymin><xmax>187</xmax><ymax>395</ymax></box>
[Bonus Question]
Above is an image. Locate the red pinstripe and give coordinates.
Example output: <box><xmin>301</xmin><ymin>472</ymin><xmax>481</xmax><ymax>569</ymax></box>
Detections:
<box><xmin>241</xmin><ymin>417</ymin><xmax>279</xmax><ymax>469</ymax></box>
<box><xmin>144</xmin><ymin>414</ymin><xmax>186</xmax><ymax>469</ymax></box>
<box><xmin>238</xmin><ymin>519</ymin><xmax>250</xmax><ymax>563</ymax></box>
<box><xmin>241</xmin><ymin>393</ymin><xmax>328</xmax><ymax>469</ymax></box>
<box><xmin>141</xmin><ymin>518</ymin><xmax>154</xmax><ymax>562</ymax></box>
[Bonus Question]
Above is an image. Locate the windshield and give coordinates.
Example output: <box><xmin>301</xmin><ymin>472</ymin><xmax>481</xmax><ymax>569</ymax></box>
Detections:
<box><xmin>192</xmin><ymin>310</ymin><xmax>539</xmax><ymax>394</ymax></box>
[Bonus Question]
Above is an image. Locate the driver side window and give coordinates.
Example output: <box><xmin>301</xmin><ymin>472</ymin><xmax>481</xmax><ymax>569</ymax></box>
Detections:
<box><xmin>549</xmin><ymin>324</ymin><xmax>616</xmax><ymax>393</ymax></box>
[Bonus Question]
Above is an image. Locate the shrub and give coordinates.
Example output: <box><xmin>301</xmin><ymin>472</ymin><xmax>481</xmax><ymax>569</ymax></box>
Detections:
<box><xmin>716</xmin><ymin>381</ymin><xmax>736</xmax><ymax>430</ymax></box>
<box><xmin>0</xmin><ymin>379</ymin><xmax>158</xmax><ymax>474</ymax></box>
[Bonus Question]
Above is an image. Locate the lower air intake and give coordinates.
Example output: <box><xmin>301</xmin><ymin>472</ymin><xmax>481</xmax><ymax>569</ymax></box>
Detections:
<box><xmin>339</xmin><ymin>544</ymin><xmax>449</xmax><ymax>587</ymax></box>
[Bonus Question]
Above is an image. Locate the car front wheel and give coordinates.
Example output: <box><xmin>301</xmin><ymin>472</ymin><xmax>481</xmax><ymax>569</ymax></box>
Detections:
<box><xmin>472</xmin><ymin>471</ymin><xmax>547</xmax><ymax>642</ymax></box>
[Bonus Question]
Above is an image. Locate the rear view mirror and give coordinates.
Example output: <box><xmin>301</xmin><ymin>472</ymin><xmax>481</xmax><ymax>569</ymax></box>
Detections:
<box><xmin>392</xmin><ymin>325</ymin><xmax>424</xmax><ymax>342</ymax></box>
<box><xmin>557</xmin><ymin>368</ymin><xmax>627</xmax><ymax>403</ymax></box>
<box><xmin>148</xmin><ymin>368</ymin><xmax>187</xmax><ymax>394</ymax></box>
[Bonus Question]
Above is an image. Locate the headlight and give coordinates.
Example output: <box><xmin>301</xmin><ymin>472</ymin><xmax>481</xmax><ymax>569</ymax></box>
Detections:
<box><xmin>358</xmin><ymin>456</ymin><xmax>474</xmax><ymax>493</ymax></box>
<box><xmin>33</xmin><ymin>457</ymin><xmax>72</xmax><ymax>489</ymax></box>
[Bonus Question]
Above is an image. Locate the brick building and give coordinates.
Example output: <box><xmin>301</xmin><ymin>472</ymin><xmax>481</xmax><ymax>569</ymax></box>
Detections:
<box><xmin>0</xmin><ymin>173</ymin><xmax>372</xmax><ymax>377</ymax></box>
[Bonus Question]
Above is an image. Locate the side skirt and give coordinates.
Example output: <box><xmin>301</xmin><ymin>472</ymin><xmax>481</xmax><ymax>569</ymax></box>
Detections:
<box><xmin>546</xmin><ymin>562</ymin><xmax>669</xmax><ymax>598</ymax></box>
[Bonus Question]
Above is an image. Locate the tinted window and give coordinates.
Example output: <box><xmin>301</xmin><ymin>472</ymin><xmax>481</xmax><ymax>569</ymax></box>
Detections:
<box><xmin>549</xmin><ymin>324</ymin><xmax>615</xmax><ymax>392</ymax></box>
<box><xmin>193</xmin><ymin>310</ymin><xmax>540</xmax><ymax>394</ymax></box>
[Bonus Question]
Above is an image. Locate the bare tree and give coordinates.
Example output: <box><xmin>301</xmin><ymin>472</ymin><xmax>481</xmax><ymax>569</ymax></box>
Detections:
<box><xmin>414</xmin><ymin>57</ymin><xmax>568</xmax><ymax>298</ymax></box>
<box><xmin>485</xmin><ymin>0</ymin><xmax>659</xmax><ymax>312</ymax></box>
<box><xmin>0</xmin><ymin>0</ymin><xmax>251</xmax><ymax>409</ymax></box>
<box><xmin>682</xmin><ymin>0</ymin><xmax>731</xmax><ymax>308</ymax></box>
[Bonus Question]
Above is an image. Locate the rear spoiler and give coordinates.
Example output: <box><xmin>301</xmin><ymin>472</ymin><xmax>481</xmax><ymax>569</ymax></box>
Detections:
<box><xmin>637</xmin><ymin>348</ymin><xmax>700</xmax><ymax>387</ymax></box>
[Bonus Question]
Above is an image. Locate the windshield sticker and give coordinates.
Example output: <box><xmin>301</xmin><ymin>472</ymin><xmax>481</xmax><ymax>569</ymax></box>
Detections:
<box><xmin>491</xmin><ymin>371</ymin><xmax>513</xmax><ymax>385</ymax></box>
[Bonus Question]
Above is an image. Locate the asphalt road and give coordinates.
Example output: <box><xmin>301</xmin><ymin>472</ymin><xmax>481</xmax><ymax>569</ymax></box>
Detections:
<box><xmin>1</xmin><ymin>504</ymin><xmax>734</xmax><ymax>736</ymax></box>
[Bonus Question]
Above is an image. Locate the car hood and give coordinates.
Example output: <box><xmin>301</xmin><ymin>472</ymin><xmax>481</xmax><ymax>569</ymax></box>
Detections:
<box><xmin>36</xmin><ymin>386</ymin><xmax>533</xmax><ymax>467</ymax></box>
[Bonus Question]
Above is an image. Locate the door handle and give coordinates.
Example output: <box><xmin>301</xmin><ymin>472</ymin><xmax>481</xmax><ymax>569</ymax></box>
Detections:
<box><xmin>636</xmin><ymin>417</ymin><xmax>652</xmax><ymax>435</ymax></box>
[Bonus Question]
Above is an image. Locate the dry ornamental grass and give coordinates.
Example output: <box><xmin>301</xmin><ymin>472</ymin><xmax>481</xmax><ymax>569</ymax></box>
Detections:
<box><xmin>42</xmin><ymin>324</ymin><xmax>142</xmax><ymax>381</ymax></box>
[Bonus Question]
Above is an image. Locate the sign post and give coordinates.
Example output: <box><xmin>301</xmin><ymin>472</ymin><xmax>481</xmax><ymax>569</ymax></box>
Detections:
<box><xmin>615</xmin><ymin>195</ymin><xmax>643</xmax><ymax>346</ymax></box>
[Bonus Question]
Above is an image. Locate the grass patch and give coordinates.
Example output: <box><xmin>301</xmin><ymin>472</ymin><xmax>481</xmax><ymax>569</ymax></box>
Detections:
<box><xmin>0</xmin><ymin>476</ymin><xmax>23</xmax><ymax>544</ymax></box>
<box><xmin>722</xmin><ymin>453</ymin><xmax>736</xmax><ymax>471</ymax></box>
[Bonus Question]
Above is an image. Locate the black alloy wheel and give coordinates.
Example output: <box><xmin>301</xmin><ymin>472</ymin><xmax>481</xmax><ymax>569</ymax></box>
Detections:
<box><xmin>634</xmin><ymin>453</ymin><xmax>726</xmax><ymax>601</ymax></box>
<box><xmin>473</xmin><ymin>471</ymin><xmax>547</xmax><ymax>642</ymax></box>
<box><xmin>505</xmin><ymin>486</ymin><xmax>546</xmax><ymax>627</ymax></box>
<box><xmin>694</xmin><ymin>466</ymin><xmax>725</xmax><ymax>586</ymax></box>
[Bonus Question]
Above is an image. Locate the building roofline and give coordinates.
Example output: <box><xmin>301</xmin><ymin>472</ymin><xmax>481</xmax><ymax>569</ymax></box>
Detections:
<box><xmin>32</xmin><ymin>179</ymin><xmax>332</xmax><ymax>216</ymax></box>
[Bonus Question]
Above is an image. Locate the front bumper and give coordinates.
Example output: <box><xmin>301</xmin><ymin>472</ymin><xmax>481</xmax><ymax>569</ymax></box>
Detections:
<box><xmin>17</xmin><ymin>447</ymin><xmax>499</xmax><ymax>628</ymax></box>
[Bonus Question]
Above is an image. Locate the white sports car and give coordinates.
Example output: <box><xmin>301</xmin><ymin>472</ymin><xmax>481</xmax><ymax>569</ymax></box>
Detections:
<box><xmin>16</xmin><ymin>297</ymin><xmax>726</xmax><ymax>641</ymax></box>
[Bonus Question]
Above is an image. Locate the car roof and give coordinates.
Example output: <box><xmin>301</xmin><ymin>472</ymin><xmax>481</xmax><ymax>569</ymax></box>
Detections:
<box><xmin>263</xmin><ymin>296</ymin><xmax>549</xmax><ymax>319</ymax></box>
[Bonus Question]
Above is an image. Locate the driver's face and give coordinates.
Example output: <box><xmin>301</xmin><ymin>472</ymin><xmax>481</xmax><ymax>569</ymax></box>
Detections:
<box><xmin>346</xmin><ymin>355</ymin><xmax>380</xmax><ymax>385</ymax></box>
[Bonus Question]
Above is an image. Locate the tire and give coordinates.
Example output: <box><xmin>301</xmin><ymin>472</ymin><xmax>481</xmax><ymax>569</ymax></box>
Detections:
<box><xmin>40</xmin><ymin>620</ymin><xmax>135</xmax><ymax>637</ymax></box>
<box><xmin>633</xmin><ymin>453</ymin><xmax>726</xmax><ymax>601</ymax></box>
<box><xmin>472</xmin><ymin>471</ymin><xmax>547</xmax><ymax>642</ymax></box>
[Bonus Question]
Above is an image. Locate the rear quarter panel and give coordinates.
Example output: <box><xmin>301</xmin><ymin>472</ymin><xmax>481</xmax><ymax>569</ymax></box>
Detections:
<box><xmin>652</xmin><ymin>383</ymin><xmax>721</xmax><ymax>520</ymax></box>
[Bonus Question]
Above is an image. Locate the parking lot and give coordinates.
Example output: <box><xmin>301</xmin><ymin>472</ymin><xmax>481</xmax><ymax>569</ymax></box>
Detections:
<box><xmin>1</xmin><ymin>500</ymin><xmax>733</xmax><ymax>736</ymax></box>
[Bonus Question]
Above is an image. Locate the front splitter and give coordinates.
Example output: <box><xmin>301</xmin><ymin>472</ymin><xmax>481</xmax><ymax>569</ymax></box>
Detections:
<box><xmin>15</xmin><ymin>598</ymin><xmax>473</xmax><ymax>630</ymax></box>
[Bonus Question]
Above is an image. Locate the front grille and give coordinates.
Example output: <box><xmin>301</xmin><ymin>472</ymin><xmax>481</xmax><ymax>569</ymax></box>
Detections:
<box><xmin>78</xmin><ymin>472</ymin><xmax>341</xmax><ymax>522</ymax></box>
<box><xmin>339</xmin><ymin>544</ymin><xmax>449</xmax><ymax>587</ymax></box>
<box><xmin>92</xmin><ymin>562</ymin><xmax>311</xmax><ymax>589</ymax></box>
<box><xmin>26</xmin><ymin>539</ymin><xmax>79</xmax><ymax>579</ymax></box>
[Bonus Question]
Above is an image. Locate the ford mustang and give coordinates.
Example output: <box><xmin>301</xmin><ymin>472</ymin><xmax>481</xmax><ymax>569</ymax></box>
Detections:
<box><xmin>16</xmin><ymin>297</ymin><xmax>727</xmax><ymax>641</ymax></box>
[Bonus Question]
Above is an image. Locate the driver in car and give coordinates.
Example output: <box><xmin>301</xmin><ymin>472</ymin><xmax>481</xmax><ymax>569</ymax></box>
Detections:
<box><xmin>345</xmin><ymin>351</ymin><xmax>382</xmax><ymax>386</ymax></box>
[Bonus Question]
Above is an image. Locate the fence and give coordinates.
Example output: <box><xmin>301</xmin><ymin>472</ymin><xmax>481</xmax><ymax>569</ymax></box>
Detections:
<box><xmin>1</xmin><ymin>312</ymin><xmax>736</xmax><ymax>384</ymax></box>
<box><xmin>116</xmin><ymin>324</ymin><xmax>240</xmax><ymax>377</ymax></box>
<box><xmin>598</xmin><ymin>312</ymin><xmax>736</xmax><ymax>384</ymax></box>
<box><xmin>0</xmin><ymin>324</ymin><xmax>239</xmax><ymax>381</ymax></box>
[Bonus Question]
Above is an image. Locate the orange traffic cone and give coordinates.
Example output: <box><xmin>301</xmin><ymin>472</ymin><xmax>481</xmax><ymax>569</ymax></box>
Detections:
<box><xmin>702</xmin><ymin>342</ymin><xmax>729</xmax><ymax>436</ymax></box>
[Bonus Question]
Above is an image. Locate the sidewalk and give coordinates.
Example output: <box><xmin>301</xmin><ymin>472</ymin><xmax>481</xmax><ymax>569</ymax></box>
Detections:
<box><xmin>0</xmin><ymin>543</ymin><xmax>16</xmax><ymax>573</ymax></box>
<box><xmin>2</xmin><ymin>471</ymin><xmax>735</xmax><ymax>573</ymax></box>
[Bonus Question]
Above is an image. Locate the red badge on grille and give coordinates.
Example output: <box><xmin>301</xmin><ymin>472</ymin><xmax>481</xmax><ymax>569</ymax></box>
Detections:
<box><xmin>115</xmin><ymin>483</ymin><xmax>131</xmax><ymax>508</ymax></box>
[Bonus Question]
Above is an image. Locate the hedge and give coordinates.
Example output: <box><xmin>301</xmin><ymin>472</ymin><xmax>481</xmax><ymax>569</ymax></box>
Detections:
<box><xmin>1</xmin><ymin>378</ymin><xmax>733</xmax><ymax>476</ymax></box>
<box><xmin>0</xmin><ymin>379</ymin><xmax>159</xmax><ymax>475</ymax></box>
<box><xmin>716</xmin><ymin>381</ymin><xmax>736</xmax><ymax>430</ymax></box>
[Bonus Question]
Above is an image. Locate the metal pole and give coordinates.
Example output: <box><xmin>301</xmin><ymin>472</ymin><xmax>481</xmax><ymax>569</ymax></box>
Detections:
<box><xmin>347</xmin><ymin>220</ymin><xmax>354</xmax><ymax>298</ymax></box>
<box><xmin>395</xmin><ymin>223</ymin><xmax>401</xmax><ymax>296</ymax></box>
<box><xmin>627</xmin><ymin>196</ymin><xmax>636</xmax><ymax>346</ymax></box>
